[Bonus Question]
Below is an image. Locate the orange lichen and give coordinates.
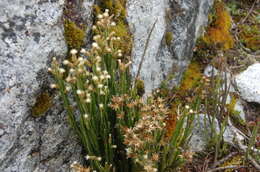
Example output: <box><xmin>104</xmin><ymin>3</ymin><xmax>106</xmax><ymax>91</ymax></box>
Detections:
<box><xmin>178</xmin><ymin>61</ymin><xmax>203</xmax><ymax>94</ymax></box>
<box><xmin>203</xmin><ymin>1</ymin><xmax>234</xmax><ymax>50</ymax></box>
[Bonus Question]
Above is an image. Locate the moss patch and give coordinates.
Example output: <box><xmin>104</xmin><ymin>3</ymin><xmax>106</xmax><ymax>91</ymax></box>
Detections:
<box><xmin>238</xmin><ymin>24</ymin><xmax>260</xmax><ymax>51</ymax></box>
<box><xmin>32</xmin><ymin>92</ymin><xmax>52</xmax><ymax>117</ymax></box>
<box><xmin>178</xmin><ymin>61</ymin><xmax>203</xmax><ymax>95</ymax></box>
<box><xmin>203</xmin><ymin>1</ymin><xmax>234</xmax><ymax>50</ymax></box>
<box><xmin>64</xmin><ymin>19</ymin><xmax>86</xmax><ymax>50</ymax></box>
<box><xmin>165</xmin><ymin>31</ymin><xmax>173</xmax><ymax>46</ymax></box>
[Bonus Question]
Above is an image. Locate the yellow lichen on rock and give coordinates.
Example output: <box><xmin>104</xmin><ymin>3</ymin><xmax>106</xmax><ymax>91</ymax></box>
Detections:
<box><xmin>203</xmin><ymin>1</ymin><xmax>234</xmax><ymax>50</ymax></box>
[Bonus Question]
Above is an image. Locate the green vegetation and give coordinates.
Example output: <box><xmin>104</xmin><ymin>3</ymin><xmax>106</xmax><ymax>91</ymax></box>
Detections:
<box><xmin>64</xmin><ymin>19</ymin><xmax>86</xmax><ymax>50</ymax></box>
<box><xmin>50</xmin><ymin>11</ymin><xmax>194</xmax><ymax>172</ymax></box>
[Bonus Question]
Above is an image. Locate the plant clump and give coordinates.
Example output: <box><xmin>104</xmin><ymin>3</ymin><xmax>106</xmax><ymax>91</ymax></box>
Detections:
<box><xmin>94</xmin><ymin>0</ymin><xmax>132</xmax><ymax>56</ymax></box>
<box><xmin>202</xmin><ymin>1</ymin><xmax>234</xmax><ymax>50</ymax></box>
<box><xmin>49</xmin><ymin>10</ymin><xmax>195</xmax><ymax>172</ymax></box>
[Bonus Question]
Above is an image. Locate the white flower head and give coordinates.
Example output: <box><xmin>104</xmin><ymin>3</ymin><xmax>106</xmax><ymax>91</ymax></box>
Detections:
<box><xmin>111</xmin><ymin>22</ymin><xmax>116</xmax><ymax>26</ymax></box>
<box><xmin>69</xmin><ymin>68</ymin><xmax>75</xmax><ymax>73</ymax></box>
<box><xmin>99</xmin><ymin>104</ymin><xmax>104</xmax><ymax>109</ymax></box>
<box><xmin>85</xmin><ymin>155</ymin><xmax>90</xmax><ymax>160</ymax></box>
<box><xmin>85</xmin><ymin>98</ymin><xmax>91</xmax><ymax>103</ymax></box>
<box><xmin>65</xmin><ymin>86</ymin><xmax>71</xmax><ymax>91</ymax></box>
<box><xmin>97</xmin><ymin>84</ymin><xmax>103</xmax><ymax>89</ymax></box>
<box><xmin>63</xmin><ymin>60</ymin><xmax>70</xmax><ymax>65</ymax></box>
<box><xmin>76</xmin><ymin>90</ymin><xmax>83</xmax><ymax>95</ymax></box>
<box><xmin>92</xmin><ymin>42</ymin><xmax>99</xmax><ymax>48</ymax></box>
<box><xmin>100</xmin><ymin>75</ymin><xmax>105</xmax><ymax>80</ymax></box>
<box><xmin>92</xmin><ymin>25</ymin><xmax>97</xmax><ymax>30</ymax></box>
<box><xmin>92</xmin><ymin>75</ymin><xmax>98</xmax><ymax>81</ymax></box>
<box><xmin>50</xmin><ymin>84</ymin><xmax>57</xmax><ymax>89</ymax></box>
<box><xmin>70</xmin><ymin>49</ymin><xmax>78</xmax><ymax>55</ymax></box>
<box><xmin>106</xmin><ymin>74</ymin><xmax>111</xmax><ymax>79</ymax></box>
<box><xmin>97</xmin><ymin>14</ymin><xmax>103</xmax><ymax>19</ymax></box>
<box><xmin>80</xmin><ymin>48</ymin><xmax>87</xmax><ymax>54</ymax></box>
<box><xmin>78</xmin><ymin>57</ymin><xmax>84</xmax><ymax>62</ymax></box>
<box><xmin>96</xmin><ymin>56</ymin><xmax>101</xmax><ymax>61</ymax></box>
<box><xmin>84</xmin><ymin>114</ymin><xmax>89</xmax><ymax>119</ymax></box>
<box><xmin>103</xmin><ymin>12</ymin><xmax>109</xmax><ymax>17</ymax></box>
<box><xmin>96</xmin><ymin>67</ymin><xmax>101</xmax><ymax>72</ymax></box>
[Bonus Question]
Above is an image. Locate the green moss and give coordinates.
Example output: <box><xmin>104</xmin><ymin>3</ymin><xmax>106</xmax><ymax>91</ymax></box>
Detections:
<box><xmin>32</xmin><ymin>92</ymin><xmax>52</xmax><ymax>117</ymax></box>
<box><xmin>165</xmin><ymin>31</ymin><xmax>173</xmax><ymax>46</ymax></box>
<box><xmin>64</xmin><ymin>19</ymin><xmax>86</xmax><ymax>50</ymax></box>
<box><xmin>135</xmin><ymin>79</ymin><xmax>145</xmax><ymax>97</ymax></box>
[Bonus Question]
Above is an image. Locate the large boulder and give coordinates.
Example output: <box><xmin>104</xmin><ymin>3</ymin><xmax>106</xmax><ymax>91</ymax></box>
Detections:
<box><xmin>0</xmin><ymin>0</ymin><xmax>93</xmax><ymax>171</ymax></box>
<box><xmin>127</xmin><ymin>0</ymin><xmax>214</xmax><ymax>93</ymax></box>
<box><xmin>235</xmin><ymin>63</ymin><xmax>260</xmax><ymax>104</ymax></box>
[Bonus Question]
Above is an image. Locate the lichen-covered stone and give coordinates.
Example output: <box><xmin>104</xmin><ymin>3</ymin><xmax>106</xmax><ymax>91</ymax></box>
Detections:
<box><xmin>235</xmin><ymin>63</ymin><xmax>260</xmax><ymax>104</ymax></box>
<box><xmin>0</xmin><ymin>0</ymin><xmax>93</xmax><ymax>171</ymax></box>
<box><xmin>127</xmin><ymin>0</ymin><xmax>214</xmax><ymax>94</ymax></box>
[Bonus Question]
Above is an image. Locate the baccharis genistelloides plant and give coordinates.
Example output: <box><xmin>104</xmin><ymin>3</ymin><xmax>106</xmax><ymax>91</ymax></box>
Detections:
<box><xmin>49</xmin><ymin>9</ymin><xmax>195</xmax><ymax>172</ymax></box>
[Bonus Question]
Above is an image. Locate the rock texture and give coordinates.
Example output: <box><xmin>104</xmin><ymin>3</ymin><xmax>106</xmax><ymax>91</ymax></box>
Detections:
<box><xmin>0</xmin><ymin>0</ymin><xmax>94</xmax><ymax>171</ymax></box>
<box><xmin>235</xmin><ymin>63</ymin><xmax>260</xmax><ymax>104</ymax></box>
<box><xmin>127</xmin><ymin>0</ymin><xmax>214</xmax><ymax>94</ymax></box>
<box><xmin>190</xmin><ymin>114</ymin><xmax>245</xmax><ymax>152</ymax></box>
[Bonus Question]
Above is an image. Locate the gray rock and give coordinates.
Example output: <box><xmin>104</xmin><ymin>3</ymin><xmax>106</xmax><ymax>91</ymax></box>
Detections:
<box><xmin>127</xmin><ymin>0</ymin><xmax>214</xmax><ymax>94</ymax></box>
<box><xmin>235</xmin><ymin>63</ymin><xmax>260</xmax><ymax>104</ymax></box>
<box><xmin>0</xmin><ymin>0</ymin><xmax>94</xmax><ymax>171</ymax></box>
<box><xmin>190</xmin><ymin>114</ymin><xmax>245</xmax><ymax>152</ymax></box>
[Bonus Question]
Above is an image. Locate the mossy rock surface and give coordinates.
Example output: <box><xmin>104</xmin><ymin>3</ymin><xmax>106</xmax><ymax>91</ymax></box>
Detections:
<box><xmin>32</xmin><ymin>92</ymin><xmax>52</xmax><ymax>117</ymax></box>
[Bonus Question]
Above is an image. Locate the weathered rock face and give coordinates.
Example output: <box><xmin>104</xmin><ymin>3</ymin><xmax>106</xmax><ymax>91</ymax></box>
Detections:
<box><xmin>235</xmin><ymin>63</ymin><xmax>260</xmax><ymax>104</ymax></box>
<box><xmin>127</xmin><ymin>0</ymin><xmax>214</xmax><ymax>94</ymax></box>
<box><xmin>0</xmin><ymin>0</ymin><xmax>94</xmax><ymax>171</ymax></box>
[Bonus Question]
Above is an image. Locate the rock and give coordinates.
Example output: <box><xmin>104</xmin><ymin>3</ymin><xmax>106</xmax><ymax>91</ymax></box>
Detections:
<box><xmin>0</xmin><ymin>0</ymin><xmax>93</xmax><ymax>171</ymax></box>
<box><xmin>235</xmin><ymin>63</ymin><xmax>260</xmax><ymax>104</ymax></box>
<box><xmin>190</xmin><ymin>114</ymin><xmax>245</xmax><ymax>152</ymax></box>
<box><xmin>127</xmin><ymin>0</ymin><xmax>214</xmax><ymax>94</ymax></box>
